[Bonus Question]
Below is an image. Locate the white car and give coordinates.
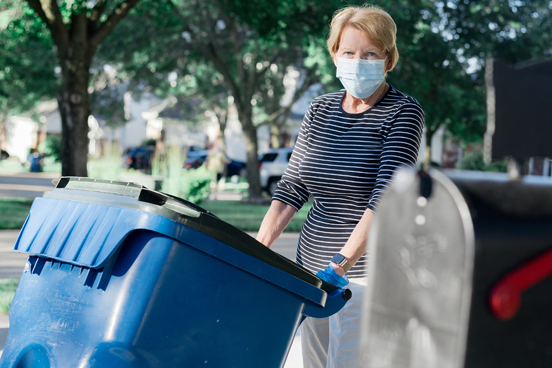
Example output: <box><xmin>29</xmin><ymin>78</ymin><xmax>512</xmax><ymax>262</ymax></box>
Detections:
<box><xmin>259</xmin><ymin>147</ymin><xmax>294</xmax><ymax>196</ymax></box>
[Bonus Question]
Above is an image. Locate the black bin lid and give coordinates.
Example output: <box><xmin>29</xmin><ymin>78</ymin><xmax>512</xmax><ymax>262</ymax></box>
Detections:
<box><xmin>44</xmin><ymin>177</ymin><xmax>336</xmax><ymax>294</ymax></box>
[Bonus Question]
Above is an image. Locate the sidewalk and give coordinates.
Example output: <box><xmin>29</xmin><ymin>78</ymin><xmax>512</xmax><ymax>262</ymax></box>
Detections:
<box><xmin>0</xmin><ymin>314</ymin><xmax>7</xmax><ymax>359</ymax></box>
<box><xmin>0</xmin><ymin>230</ymin><xmax>303</xmax><ymax>366</ymax></box>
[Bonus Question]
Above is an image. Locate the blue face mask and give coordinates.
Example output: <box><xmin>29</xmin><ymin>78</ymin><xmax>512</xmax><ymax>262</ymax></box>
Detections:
<box><xmin>336</xmin><ymin>57</ymin><xmax>386</xmax><ymax>99</ymax></box>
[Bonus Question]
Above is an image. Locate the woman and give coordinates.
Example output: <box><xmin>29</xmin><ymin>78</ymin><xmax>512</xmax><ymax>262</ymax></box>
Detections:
<box><xmin>256</xmin><ymin>5</ymin><xmax>424</xmax><ymax>368</ymax></box>
<box><xmin>205</xmin><ymin>139</ymin><xmax>227</xmax><ymax>197</ymax></box>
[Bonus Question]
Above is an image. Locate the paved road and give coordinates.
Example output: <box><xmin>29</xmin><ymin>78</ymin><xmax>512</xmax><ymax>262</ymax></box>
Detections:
<box><xmin>0</xmin><ymin>231</ymin><xmax>27</xmax><ymax>279</ymax></box>
<box><xmin>0</xmin><ymin>171</ymin><xmax>59</xmax><ymax>198</ymax></box>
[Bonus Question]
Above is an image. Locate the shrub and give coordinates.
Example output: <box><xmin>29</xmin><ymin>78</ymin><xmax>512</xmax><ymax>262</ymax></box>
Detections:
<box><xmin>42</xmin><ymin>135</ymin><xmax>62</xmax><ymax>162</ymax></box>
<box><xmin>180</xmin><ymin>166</ymin><xmax>213</xmax><ymax>204</ymax></box>
<box><xmin>457</xmin><ymin>149</ymin><xmax>508</xmax><ymax>172</ymax></box>
<box><xmin>158</xmin><ymin>146</ymin><xmax>212</xmax><ymax>205</ymax></box>
<box><xmin>141</xmin><ymin>138</ymin><xmax>157</xmax><ymax>147</ymax></box>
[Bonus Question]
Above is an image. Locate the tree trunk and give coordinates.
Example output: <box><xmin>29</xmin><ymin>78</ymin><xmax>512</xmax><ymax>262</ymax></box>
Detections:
<box><xmin>236</xmin><ymin>105</ymin><xmax>263</xmax><ymax>202</ymax></box>
<box><xmin>25</xmin><ymin>0</ymin><xmax>140</xmax><ymax>177</ymax></box>
<box><xmin>58</xmin><ymin>78</ymin><xmax>91</xmax><ymax>177</ymax></box>
<box><xmin>57</xmin><ymin>16</ymin><xmax>93</xmax><ymax>177</ymax></box>
<box><xmin>271</xmin><ymin>124</ymin><xmax>281</xmax><ymax>149</ymax></box>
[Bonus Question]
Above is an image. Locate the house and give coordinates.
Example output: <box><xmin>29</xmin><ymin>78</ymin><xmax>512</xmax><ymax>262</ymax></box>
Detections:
<box><xmin>3</xmin><ymin>116</ymin><xmax>39</xmax><ymax>163</ymax></box>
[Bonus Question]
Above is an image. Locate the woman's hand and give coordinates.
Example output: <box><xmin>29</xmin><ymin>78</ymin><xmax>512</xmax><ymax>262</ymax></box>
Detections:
<box><xmin>316</xmin><ymin>263</ymin><xmax>349</xmax><ymax>287</ymax></box>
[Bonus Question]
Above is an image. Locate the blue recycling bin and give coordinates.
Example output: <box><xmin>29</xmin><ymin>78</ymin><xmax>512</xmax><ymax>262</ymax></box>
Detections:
<box><xmin>0</xmin><ymin>177</ymin><xmax>350</xmax><ymax>368</ymax></box>
<box><xmin>27</xmin><ymin>153</ymin><xmax>42</xmax><ymax>172</ymax></box>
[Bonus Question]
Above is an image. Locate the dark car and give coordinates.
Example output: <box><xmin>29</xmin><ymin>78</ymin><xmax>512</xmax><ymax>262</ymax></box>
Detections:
<box><xmin>122</xmin><ymin>146</ymin><xmax>155</xmax><ymax>171</ymax></box>
<box><xmin>183</xmin><ymin>151</ymin><xmax>208</xmax><ymax>170</ymax></box>
<box><xmin>186</xmin><ymin>145</ymin><xmax>207</xmax><ymax>158</ymax></box>
<box><xmin>227</xmin><ymin>158</ymin><xmax>247</xmax><ymax>177</ymax></box>
<box><xmin>184</xmin><ymin>152</ymin><xmax>246</xmax><ymax>177</ymax></box>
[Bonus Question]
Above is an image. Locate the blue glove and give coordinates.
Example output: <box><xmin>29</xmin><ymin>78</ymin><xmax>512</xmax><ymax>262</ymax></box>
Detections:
<box><xmin>316</xmin><ymin>263</ymin><xmax>349</xmax><ymax>287</ymax></box>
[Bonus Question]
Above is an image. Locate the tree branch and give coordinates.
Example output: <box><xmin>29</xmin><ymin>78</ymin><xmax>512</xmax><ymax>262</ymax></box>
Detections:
<box><xmin>204</xmin><ymin>40</ymin><xmax>243</xmax><ymax>110</ymax></box>
<box><xmin>89</xmin><ymin>0</ymin><xmax>107</xmax><ymax>32</ymax></box>
<box><xmin>256</xmin><ymin>49</ymin><xmax>282</xmax><ymax>79</ymax></box>
<box><xmin>166</xmin><ymin>0</ymin><xmax>186</xmax><ymax>24</ymax></box>
<box><xmin>25</xmin><ymin>0</ymin><xmax>67</xmax><ymax>47</ymax></box>
<box><xmin>257</xmin><ymin>65</ymin><xmax>318</xmax><ymax>127</ymax></box>
<box><xmin>90</xmin><ymin>0</ymin><xmax>140</xmax><ymax>48</ymax></box>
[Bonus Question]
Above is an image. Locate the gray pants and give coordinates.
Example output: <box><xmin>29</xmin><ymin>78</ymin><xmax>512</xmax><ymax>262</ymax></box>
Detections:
<box><xmin>301</xmin><ymin>278</ymin><xmax>368</xmax><ymax>368</ymax></box>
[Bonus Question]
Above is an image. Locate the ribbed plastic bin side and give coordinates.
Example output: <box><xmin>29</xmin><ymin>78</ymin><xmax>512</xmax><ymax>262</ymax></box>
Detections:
<box><xmin>0</xmin><ymin>178</ymin><xmax>349</xmax><ymax>368</ymax></box>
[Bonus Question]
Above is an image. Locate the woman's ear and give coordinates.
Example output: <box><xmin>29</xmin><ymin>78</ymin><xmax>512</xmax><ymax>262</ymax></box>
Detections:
<box><xmin>385</xmin><ymin>57</ymin><xmax>392</xmax><ymax>72</ymax></box>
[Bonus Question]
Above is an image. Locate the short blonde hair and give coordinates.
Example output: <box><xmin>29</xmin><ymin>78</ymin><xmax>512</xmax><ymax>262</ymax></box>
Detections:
<box><xmin>327</xmin><ymin>5</ymin><xmax>399</xmax><ymax>74</ymax></box>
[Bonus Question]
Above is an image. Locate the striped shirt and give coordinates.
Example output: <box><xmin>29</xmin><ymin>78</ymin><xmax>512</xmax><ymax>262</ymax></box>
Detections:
<box><xmin>272</xmin><ymin>86</ymin><xmax>424</xmax><ymax>277</ymax></box>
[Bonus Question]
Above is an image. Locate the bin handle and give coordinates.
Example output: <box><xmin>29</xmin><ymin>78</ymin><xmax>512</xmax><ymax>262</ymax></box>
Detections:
<box><xmin>302</xmin><ymin>288</ymin><xmax>352</xmax><ymax>319</ymax></box>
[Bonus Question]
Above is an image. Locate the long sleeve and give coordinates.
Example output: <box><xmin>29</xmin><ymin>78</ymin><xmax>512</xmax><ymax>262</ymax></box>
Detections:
<box><xmin>366</xmin><ymin>100</ymin><xmax>424</xmax><ymax>212</ymax></box>
<box><xmin>271</xmin><ymin>102</ymin><xmax>317</xmax><ymax>211</ymax></box>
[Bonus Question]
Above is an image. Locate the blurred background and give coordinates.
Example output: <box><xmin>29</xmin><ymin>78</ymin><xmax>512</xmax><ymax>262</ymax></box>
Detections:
<box><xmin>0</xmin><ymin>0</ymin><xmax>551</xmax><ymax>203</ymax></box>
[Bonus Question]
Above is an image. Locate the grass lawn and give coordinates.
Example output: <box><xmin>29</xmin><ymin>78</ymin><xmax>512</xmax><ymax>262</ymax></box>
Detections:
<box><xmin>0</xmin><ymin>198</ymin><xmax>33</xmax><ymax>229</ymax></box>
<box><xmin>0</xmin><ymin>196</ymin><xmax>309</xmax><ymax>233</ymax></box>
<box><xmin>0</xmin><ymin>278</ymin><xmax>19</xmax><ymax>315</ymax></box>
<box><xmin>200</xmin><ymin>200</ymin><xmax>311</xmax><ymax>232</ymax></box>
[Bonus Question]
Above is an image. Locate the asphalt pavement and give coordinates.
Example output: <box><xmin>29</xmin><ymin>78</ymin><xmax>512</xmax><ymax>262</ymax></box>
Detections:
<box><xmin>0</xmin><ymin>171</ymin><xmax>58</xmax><ymax>198</ymax></box>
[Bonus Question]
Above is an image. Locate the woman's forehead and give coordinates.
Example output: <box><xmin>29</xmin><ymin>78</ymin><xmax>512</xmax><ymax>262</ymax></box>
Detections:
<box><xmin>338</xmin><ymin>27</ymin><xmax>381</xmax><ymax>51</ymax></box>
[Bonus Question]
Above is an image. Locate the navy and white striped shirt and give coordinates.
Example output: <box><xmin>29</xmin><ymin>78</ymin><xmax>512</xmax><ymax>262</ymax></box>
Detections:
<box><xmin>273</xmin><ymin>86</ymin><xmax>424</xmax><ymax>277</ymax></box>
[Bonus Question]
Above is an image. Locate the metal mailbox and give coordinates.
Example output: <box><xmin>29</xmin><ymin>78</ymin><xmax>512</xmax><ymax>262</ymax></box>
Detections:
<box><xmin>360</xmin><ymin>168</ymin><xmax>552</xmax><ymax>368</ymax></box>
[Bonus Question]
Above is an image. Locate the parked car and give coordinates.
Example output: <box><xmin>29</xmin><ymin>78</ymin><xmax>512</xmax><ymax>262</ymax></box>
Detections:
<box><xmin>186</xmin><ymin>145</ymin><xmax>208</xmax><ymax>158</ymax></box>
<box><xmin>259</xmin><ymin>147</ymin><xmax>293</xmax><ymax>196</ymax></box>
<box><xmin>184</xmin><ymin>151</ymin><xmax>247</xmax><ymax>177</ymax></box>
<box><xmin>183</xmin><ymin>153</ymin><xmax>208</xmax><ymax>170</ymax></box>
<box><xmin>121</xmin><ymin>146</ymin><xmax>155</xmax><ymax>171</ymax></box>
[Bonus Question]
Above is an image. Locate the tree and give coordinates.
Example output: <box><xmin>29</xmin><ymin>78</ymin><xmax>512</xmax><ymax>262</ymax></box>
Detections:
<box><xmin>424</xmin><ymin>0</ymin><xmax>552</xmax><ymax>150</ymax></box>
<box><xmin>438</xmin><ymin>0</ymin><xmax>552</xmax><ymax>66</ymax></box>
<box><xmin>383</xmin><ymin>0</ymin><xmax>486</xmax><ymax>167</ymax></box>
<box><xmin>0</xmin><ymin>3</ymin><xmax>57</xmax><ymax>143</ymax></box>
<box><xmin>23</xmin><ymin>0</ymin><xmax>141</xmax><ymax>176</ymax></box>
<box><xmin>165</xmin><ymin>0</ymin><xmax>318</xmax><ymax>200</ymax></box>
<box><xmin>381</xmin><ymin>0</ymin><xmax>552</xmax><ymax>166</ymax></box>
<box><xmin>98</xmin><ymin>0</ymin><xmax>338</xmax><ymax>201</ymax></box>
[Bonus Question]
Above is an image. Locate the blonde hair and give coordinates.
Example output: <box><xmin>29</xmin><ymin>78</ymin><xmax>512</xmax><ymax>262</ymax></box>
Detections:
<box><xmin>327</xmin><ymin>5</ymin><xmax>399</xmax><ymax>74</ymax></box>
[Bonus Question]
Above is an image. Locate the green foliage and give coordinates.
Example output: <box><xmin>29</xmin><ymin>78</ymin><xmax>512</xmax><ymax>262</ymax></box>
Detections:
<box><xmin>41</xmin><ymin>135</ymin><xmax>62</xmax><ymax>162</ymax></box>
<box><xmin>5</xmin><ymin>0</ymin><xmax>552</xmax><ymax>171</ymax></box>
<box><xmin>156</xmin><ymin>146</ymin><xmax>212</xmax><ymax>205</ymax></box>
<box><xmin>457</xmin><ymin>149</ymin><xmax>508</xmax><ymax>172</ymax></box>
<box><xmin>0</xmin><ymin>2</ymin><xmax>58</xmax><ymax>120</ymax></box>
<box><xmin>141</xmin><ymin>139</ymin><xmax>156</xmax><ymax>147</ymax></box>
<box><xmin>0</xmin><ymin>198</ymin><xmax>33</xmax><ymax>229</ymax></box>
<box><xmin>438</xmin><ymin>0</ymin><xmax>552</xmax><ymax>68</ymax></box>
<box><xmin>0</xmin><ymin>278</ymin><xmax>19</xmax><ymax>315</ymax></box>
<box><xmin>180</xmin><ymin>166</ymin><xmax>212</xmax><ymax>204</ymax></box>
<box><xmin>381</xmin><ymin>1</ymin><xmax>485</xmax><ymax>145</ymax></box>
